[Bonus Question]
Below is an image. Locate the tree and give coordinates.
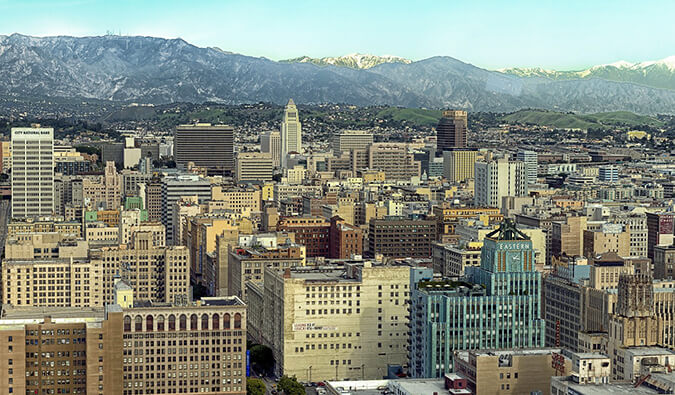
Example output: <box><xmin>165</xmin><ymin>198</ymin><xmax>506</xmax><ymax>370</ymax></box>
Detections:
<box><xmin>277</xmin><ymin>375</ymin><xmax>305</xmax><ymax>395</ymax></box>
<box><xmin>247</xmin><ymin>378</ymin><xmax>266</xmax><ymax>395</ymax></box>
<box><xmin>250</xmin><ymin>344</ymin><xmax>274</xmax><ymax>374</ymax></box>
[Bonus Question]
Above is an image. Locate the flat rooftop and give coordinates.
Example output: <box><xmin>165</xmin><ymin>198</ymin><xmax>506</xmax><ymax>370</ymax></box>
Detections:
<box><xmin>552</xmin><ymin>377</ymin><xmax>660</xmax><ymax>394</ymax></box>
<box><xmin>326</xmin><ymin>378</ymin><xmax>449</xmax><ymax>395</ymax></box>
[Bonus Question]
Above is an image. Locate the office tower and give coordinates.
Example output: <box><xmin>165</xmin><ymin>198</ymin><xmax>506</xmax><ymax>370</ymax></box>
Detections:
<box><xmin>140</xmin><ymin>179</ymin><xmax>163</xmax><ymax>222</ymax></box>
<box><xmin>474</xmin><ymin>158</ymin><xmax>528</xmax><ymax>208</ymax></box>
<box><xmin>174</xmin><ymin>123</ymin><xmax>234</xmax><ymax>175</ymax></box>
<box><xmin>11</xmin><ymin>127</ymin><xmax>54</xmax><ymax>217</ymax></box>
<box><xmin>654</xmin><ymin>244</ymin><xmax>675</xmax><ymax>279</ymax></box>
<box><xmin>598</xmin><ymin>165</ymin><xmax>619</xmax><ymax>183</ymax></box>
<box><xmin>235</xmin><ymin>152</ymin><xmax>274</xmax><ymax>183</ymax></box>
<box><xmin>331</xmin><ymin>130</ymin><xmax>374</xmax><ymax>156</ymax></box>
<box><xmin>1</xmin><ymin>140</ymin><xmax>10</xmax><ymax>172</ymax></box>
<box><xmin>367</xmin><ymin>143</ymin><xmax>421</xmax><ymax>180</ymax></box>
<box><xmin>248</xmin><ymin>262</ymin><xmax>411</xmax><ymax>381</ymax></box>
<box><xmin>436</xmin><ymin>110</ymin><xmax>468</xmax><ymax>152</ymax></box>
<box><xmin>280</xmin><ymin>99</ymin><xmax>302</xmax><ymax>168</ymax></box>
<box><xmin>517</xmin><ymin>150</ymin><xmax>538</xmax><ymax>184</ymax></box>
<box><xmin>160</xmin><ymin>174</ymin><xmax>212</xmax><ymax>244</ymax></box>
<box><xmin>646</xmin><ymin>212</ymin><xmax>674</xmax><ymax>260</ymax></box>
<box><xmin>408</xmin><ymin>220</ymin><xmax>545</xmax><ymax>377</ymax></box>
<box><xmin>260</xmin><ymin>130</ymin><xmax>282</xmax><ymax>167</ymax></box>
<box><xmin>551</xmin><ymin>216</ymin><xmax>588</xmax><ymax>258</ymax></box>
<box><xmin>368</xmin><ymin>217</ymin><xmax>437</xmax><ymax>258</ymax></box>
<box><xmin>443</xmin><ymin>148</ymin><xmax>478</xmax><ymax>182</ymax></box>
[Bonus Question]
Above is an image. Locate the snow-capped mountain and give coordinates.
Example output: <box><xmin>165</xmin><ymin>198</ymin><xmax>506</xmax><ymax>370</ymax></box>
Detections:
<box><xmin>280</xmin><ymin>53</ymin><xmax>412</xmax><ymax>69</ymax></box>
<box><xmin>499</xmin><ymin>56</ymin><xmax>675</xmax><ymax>90</ymax></box>
<box><xmin>2</xmin><ymin>34</ymin><xmax>675</xmax><ymax>113</ymax></box>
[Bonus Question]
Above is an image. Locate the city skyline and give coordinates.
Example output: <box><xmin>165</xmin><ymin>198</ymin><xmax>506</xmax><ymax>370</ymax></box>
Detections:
<box><xmin>0</xmin><ymin>0</ymin><xmax>674</xmax><ymax>70</ymax></box>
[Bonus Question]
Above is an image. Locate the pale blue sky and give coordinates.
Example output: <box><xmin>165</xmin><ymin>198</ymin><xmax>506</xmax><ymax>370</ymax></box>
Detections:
<box><xmin>0</xmin><ymin>0</ymin><xmax>673</xmax><ymax>70</ymax></box>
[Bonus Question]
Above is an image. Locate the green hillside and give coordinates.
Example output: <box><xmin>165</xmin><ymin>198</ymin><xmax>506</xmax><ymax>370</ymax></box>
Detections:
<box><xmin>501</xmin><ymin>109</ymin><xmax>663</xmax><ymax>130</ymax></box>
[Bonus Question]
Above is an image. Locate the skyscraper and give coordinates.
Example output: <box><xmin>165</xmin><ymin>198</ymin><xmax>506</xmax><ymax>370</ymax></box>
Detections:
<box><xmin>408</xmin><ymin>220</ymin><xmax>545</xmax><ymax>377</ymax></box>
<box><xmin>174</xmin><ymin>123</ymin><xmax>234</xmax><ymax>175</ymax></box>
<box><xmin>11</xmin><ymin>127</ymin><xmax>54</xmax><ymax>218</ymax></box>
<box><xmin>436</xmin><ymin>110</ymin><xmax>467</xmax><ymax>152</ymax></box>
<box><xmin>517</xmin><ymin>150</ymin><xmax>538</xmax><ymax>184</ymax></box>
<box><xmin>260</xmin><ymin>130</ymin><xmax>281</xmax><ymax>167</ymax></box>
<box><xmin>331</xmin><ymin>129</ymin><xmax>374</xmax><ymax>155</ymax></box>
<box><xmin>280</xmin><ymin>99</ymin><xmax>302</xmax><ymax>168</ymax></box>
<box><xmin>474</xmin><ymin>157</ymin><xmax>528</xmax><ymax>208</ymax></box>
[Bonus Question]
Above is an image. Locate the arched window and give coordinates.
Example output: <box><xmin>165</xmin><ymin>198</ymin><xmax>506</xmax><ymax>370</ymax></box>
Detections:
<box><xmin>134</xmin><ymin>316</ymin><xmax>142</xmax><ymax>332</ymax></box>
<box><xmin>234</xmin><ymin>313</ymin><xmax>242</xmax><ymax>329</ymax></box>
<box><xmin>168</xmin><ymin>315</ymin><xmax>176</xmax><ymax>331</ymax></box>
<box><xmin>124</xmin><ymin>316</ymin><xmax>131</xmax><ymax>332</ymax></box>
<box><xmin>190</xmin><ymin>314</ymin><xmax>198</xmax><ymax>330</ymax></box>
<box><xmin>179</xmin><ymin>315</ymin><xmax>187</xmax><ymax>331</ymax></box>
<box><xmin>157</xmin><ymin>315</ymin><xmax>165</xmax><ymax>331</ymax></box>
<box><xmin>224</xmin><ymin>313</ymin><xmax>231</xmax><ymax>330</ymax></box>
<box><xmin>146</xmin><ymin>315</ymin><xmax>154</xmax><ymax>332</ymax></box>
<box><xmin>212</xmin><ymin>314</ymin><xmax>220</xmax><ymax>330</ymax></box>
<box><xmin>201</xmin><ymin>314</ymin><xmax>209</xmax><ymax>330</ymax></box>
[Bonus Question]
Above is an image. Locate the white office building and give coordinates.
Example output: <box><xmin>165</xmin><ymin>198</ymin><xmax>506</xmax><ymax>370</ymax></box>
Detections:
<box><xmin>280</xmin><ymin>99</ymin><xmax>302</xmax><ymax>168</ymax></box>
<box><xmin>11</xmin><ymin>127</ymin><xmax>54</xmax><ymax>218</ymax></box>
<box><xmin>474</xmin><ymin>158</ymin><xmax>528</xmax><ymax>208</ymax></box>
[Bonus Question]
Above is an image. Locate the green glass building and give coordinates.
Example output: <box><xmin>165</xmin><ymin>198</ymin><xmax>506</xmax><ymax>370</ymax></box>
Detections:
<box><xmin>408</xmin><ymin>220</ymin><xmax>545</xmax><ymax>378</ymax></box>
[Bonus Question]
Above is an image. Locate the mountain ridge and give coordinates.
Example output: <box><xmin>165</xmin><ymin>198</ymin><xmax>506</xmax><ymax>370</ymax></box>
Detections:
<box><xmin>2</xmin><ymin>33</ymin><xmax>675</xmax><ymax>114</ymax></box>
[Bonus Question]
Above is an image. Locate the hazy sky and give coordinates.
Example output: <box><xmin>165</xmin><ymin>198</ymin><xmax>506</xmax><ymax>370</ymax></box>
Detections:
<box><xmin>1</xmin><ymin>0</ymin><xmax>674</xmax><ymax>70</ymax></box>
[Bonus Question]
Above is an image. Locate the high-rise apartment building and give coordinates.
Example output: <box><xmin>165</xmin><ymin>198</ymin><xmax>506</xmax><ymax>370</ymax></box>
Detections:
<box><xmin>331</xmin><ymin>130</ymin><xmax>374</xmax><ymax>156</ymax></box>
<box><xmin>443</xmin><ymin>149</ymin><xmax>478</xmax><ymax>183</ymax></box>
<box><xmin>174</xmin><ymin>123</ymin><xmax>234</xmax><ymax>175</ymax></box>
<box><xmin>281</xmin><ymin>99</ymin><xmax>302</xmax><ymax>168</ymax></box>
<box><xmin>260</xmin><ymin>130</ymin><xmax>281</xmax><ymax>168</ymax></box>
<box><xmin>436</xmin><ymin>110</ymin><xmax>468</xmax><ymax>152</ymax></box>
<box><xmin>474</xmin><ymin>158</ymin><xmax>528</xmax><ymax>208</ymax></box>
<box><xmin>517</xmin><ymin>150</ymin><xmax>538</xmax><ymax>184</ymax></box>
<box><xmin>235</xmin><ymin>152</ymin><xmax>274</xmax><ymax>183</ymax></box>
<box><xmin>11</xmin><ymin>127</ymin><xmax>54</xmax><ymax>217</ymax></box>
<box><xmin>408</xmin><ymin>220</ymin><xmax>545</xmax><ymax>377</ymax></box>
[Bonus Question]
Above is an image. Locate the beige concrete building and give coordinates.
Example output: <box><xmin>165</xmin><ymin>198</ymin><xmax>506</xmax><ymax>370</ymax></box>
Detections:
<box><xmin>443</xmin><ymin>149</ymin><xmax>478</xmax><ymax>183</ymax></box>
<box><xmin>367</xmin><ymin>143</ymin><xmax>420</xmax><ymax>181</ymax></box>
<box><xmin>331</xmin><ymin>130</ymin><xmax>373</xmax><ymax>156</ymax></box>
<box><xmin>261</xmin><ymin>130</ymin><xmax>281</xmax><ymax>167</ymax></box>
<box><xmin>210</xmin><ymin>185</ymin><xmax>262</xmax><ymax>213</ymax></box>
<box><xmin>583</xmin><ymin>223</ymin><xmax>630</xmax><ymax>259</ymax></box>
<box><xmin>235</xmin><ymin>152</ymin><xmax>274</xmax><ymax>183</ymax></box>
<box><xmin>90</xmin><ymin>232</ymin><xmax>190</xmax><ymax>305</ymax></box>
<box><xmin>7</xmin><ymin>219</ymin><xmax>83</xmax><ymax>238</ymax></box>
<box><xmin>82</xmin><ymin>161</ymin><xmax>122</xmax><ymax>210</ymax></box>
<box><xmin>5</xmin><ymin>232</ymin><xmax>88</xmax><ymax>260</ymax></box>
<box><xmin>432</xmin><ymin>242</ymin><xmax>482</xmax><ymax>276</ymax></box>
<box><xmin>85</xmin><ymin>222</ymin><xmax>120</xmax><ymax>247</ymax></box>
<box><xmin>172</xmin><ymin>195</ymin><xmax>203</xmax><ymax>246</ymax></box>
<box><xmin>2</xmin><ymin>258</ymin><xmax>105</xmax><ymax>307</ymax></box>
<box><xmin>454</xmin><ymin>348</ymin><xmax>572</xmax><ymax>395</ymax></box>
<box><xmin>551</xmin><ymin>216</ymin><xmax>588</xmax><ymax>258</ymax></box>
<box><xmin>228</xmin><ymin>242</ymin><xmax>306</xmax><ymax>300</ymax></box>
<box><xmin>250</xmin><ymin>262</ymin><xmax>411</xmax><ymax>381</ymax></box>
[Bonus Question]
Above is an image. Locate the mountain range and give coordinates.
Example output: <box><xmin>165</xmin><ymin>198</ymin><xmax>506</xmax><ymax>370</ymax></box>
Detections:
<box><xmin>280</xmin><ymin>54</ymin><xmax>412</xmax><ymax>69</ymax></box>
<box><xmin>2</xmin><ymin>33</ymin><xmax>675</xmax><ymax>114</ymax></box>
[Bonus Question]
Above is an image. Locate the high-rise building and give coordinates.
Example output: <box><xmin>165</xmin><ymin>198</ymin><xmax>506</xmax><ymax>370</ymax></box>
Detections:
<box><xmin>281</xmin><ymin>99</ymin><xmax>302</xmax><ymax>168</ymax></box>
<box><xmin>174</xmin><ymin>123</ymin><xmax>234</xmax><ymax>175</ymax></box>
<box><xmin>408</xmin><ymin>220</ymin><xmax>545</xmax><ymax>377</ymax></box>
<box><xmin>11</xmin><ymin>127</ymin><xmax>54</xmax><ymax>218</ymax></box>
<box><xmin>260</xmin><ymin>130</ymin><xmax>281</xmax><ymax>167</ymax></box>
<box><xmin>367</xmin><ymin>143</ymin><xmax>421</xmax><ymax>180</ymax></box>
<box><xmin>474</xmin><ymin>158</ymin><xmax>528</xmax><ymax>208</ymax></box>
<box><xmin>160</xmin><ymin>175</ymin><xmax>212</xmax><ymax>245</ymax></box>
<box><xmin>248</xmin><ymin>261</ymin><xmax>412</xmax><ymax>381</ymax></box>
<box><xmin>443</xmin><ymin>149</ymin><xmax>478</xmax><ymax>183</ymax></box>
<box><xmin>436</xmin><ymin>110</ymin><xmax>468</xmax><ymax>152</ymax></box>
<box><xmin>646</xmin><ymin>212</ymin><xmax>674</xmax><ymax>260</ymax></box>
<box><xmin>368</xmin><ymin>216</ymin><xmax>437</xmax><ymax>259</ymax></box>
<box><xmin>517</xmin><ymin>150</ymin><xmax>538</xmax><ymax>184</ymax></box>
<box><xmin>331</xmin><ymin>130</ymin><xmax>374</xmax><ymax>156</ymax></box>
<box><xmin>235</xmin><ymin>152</ymin><xmax>274</xmax><ymax>183</ymax></box>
